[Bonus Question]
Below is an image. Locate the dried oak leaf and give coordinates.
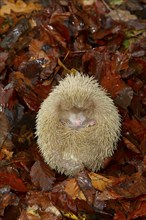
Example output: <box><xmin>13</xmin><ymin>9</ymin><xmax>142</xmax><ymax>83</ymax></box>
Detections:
<box><xmin>0</xmin><ymin>167</ymin><xmax>27</xmax><ymax>192</ymax></box>
<box><xmin>30</xmin><ymin>160</ymin><xmax>56</xmax><ymax>191</ymax></box>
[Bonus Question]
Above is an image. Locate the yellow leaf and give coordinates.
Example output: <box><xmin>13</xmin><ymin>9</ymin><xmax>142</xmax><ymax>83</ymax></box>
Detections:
<box><xmin>0</xmin><ymin>0</ymin><xmax>42</xmax><ymax>17</ymax></box>
<box><xmin>89</xmin><ymin>172</ymin><xmax>113</xmax><ymax>191</ymax></box>
<box><xmin>65</xmin><ymin>178</ymin><xmax>86</xmax><ymax>200</ymax></box>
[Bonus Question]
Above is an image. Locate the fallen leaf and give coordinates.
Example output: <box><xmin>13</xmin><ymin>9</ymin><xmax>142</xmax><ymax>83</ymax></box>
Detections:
<box><xmin>76</xmin><ymin>170</ymin><xmax>96</xmax><ymax>206</ymax></box>
<box><xmin>97</xmin><ymin>173</ymin><xmax>146</xmax><ymax>201</ymax></box>
<box><xmin>108</xmin><ymin>9</ymin><xmax>137</xmax><ymax>22</ymax></box>
<box><xmin>19</xmin><ymin>191</ymin><xmax>62</xmax><ymax>220</ymax></box>
<box><xmin>30</xmin><ymin>160</ymin><xmax>56</xmax><ymax>191</ymax></box>
<box><xmin>123</xmin><ymin>137</ymin><xmax>140</xmax><ymax>154</ymax></box>
<box><xmin>65</xmin><ymin>178</ymin><xmax>86</xmax><ymax>200</ymax></box>
<box><xmin>0</xmin><ymin>112</ymin><xmax>12</xmax><ymax>149</ymax></box>
<box><xmin>0</xmin><ymin>189</ymin><xmax>19</xmax><ymax>216</ymax></box>
<box><xmin>0</xmin><ymin>83</ymin><xmax>14</xmax><ymax>111</ymax></box>
<box><xmin>89</xmin><ymin>172</ymin><xmax>113</xmax><ymax>191</ymax></box>
<box><xmin>0</xmin><ymin>0</ymin><xmax>42</xmax><ymax>17</ymax></box>
<box><xmin>0</xmin><ymin>167</ymin><xmax>27</xmax><ymax>192</ymax></box>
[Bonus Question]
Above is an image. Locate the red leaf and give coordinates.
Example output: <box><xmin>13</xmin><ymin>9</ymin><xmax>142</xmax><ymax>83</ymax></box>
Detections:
<box><xmin>0</xmin><ymin>168</ymin><xmax>27</xmax><ymax>192</ymax></box>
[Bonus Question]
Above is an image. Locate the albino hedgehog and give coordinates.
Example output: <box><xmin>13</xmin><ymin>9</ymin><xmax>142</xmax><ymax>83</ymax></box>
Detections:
<box><xmin>36</xmin><ymin>72</ymin><xmax>121</xmax><ymax>176</ymax></box>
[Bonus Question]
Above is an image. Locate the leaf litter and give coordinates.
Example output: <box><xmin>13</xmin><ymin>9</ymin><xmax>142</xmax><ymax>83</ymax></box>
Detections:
<box><xmin>0</xmin><ymin>0</ymin><xmax>146</xmax><ymax>219</ymax></box>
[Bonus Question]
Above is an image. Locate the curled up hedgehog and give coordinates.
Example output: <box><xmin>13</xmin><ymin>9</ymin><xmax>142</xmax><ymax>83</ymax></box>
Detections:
<box><xmin>36</xmin><ymin>72</ymin><xmax>121</xmax><ymax>176</ymax></box>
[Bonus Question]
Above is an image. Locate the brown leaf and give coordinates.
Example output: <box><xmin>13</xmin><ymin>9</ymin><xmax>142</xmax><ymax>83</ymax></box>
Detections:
<box><xmin>65</xmin><ymin>178</ymin><xmax>85</xmax><ymax>200</ymax></box>
<box><xmin>0</xmin><ymin>52</ymin><xmax>9</xmax><ymax>73</ymax></box>
<box><xmin>123</xmin><ymin>119</ymin><xmax>146</xmax><ymax>142</ymax></box>
<box><xmin>0</xmin><ymin>167</ymin><xmax>27</xmax><ymax>192</ymax></box>
<box><xmin>50</xmin><ymin>191</ymin><xmax>77</xmax><ymax>214</ymax></box>
<box><xmin>0</xmin><ymin>112</ymin><xmax>12</xmax><ymax>149</ymax></box>
<box><xmin>129</xmin><ymin>196</ymin><xmax>146</xmax><ymax>219</ymax></box>
<box><xmin>123</xmin><ymin>137</ymin><xmax>140</xmax><ymax>154</ymax></box>
<box><xmin>76</xmin><ymin>170</ymin><xmax>96</xmax><ymax>206</ymax></box>
<box><xmin>30</xmin><ymin>160</ymin><xmax>56</xmax><ymax>191</ymax></box>
<box><xmin>114</xmin><ymin>86</ymin><xmax>133</xmax><ymax>109</ymax></box>
<box><xmin>101</xmin><ymin>72</ymin><xmax>127</xmax><ymax>99</ymax></box>
<box><xmin>12</xmin><ymin>151</ymin><xmax>34</xmax><ymax>172</ymax></box>
<box><xmin>0</xmin><ymin>83</ymin><xmax>14</xmax><ymax>111</ymax></box>
<box><xmin>19</xmin><ymin>191</ymin><xmax>62</xmax><ymax>220</ymax></box>
<box><xmin>89</xmin><ymin>172</ymin><xmax>113</xmax><ymax>191</ymax></box>
<box><xmin>0</xmin><ymin>189</ymin><xmax>19</xmax><ymax>216</ymax></box>
<box><xmin>12</xmin><ymin>71</ymin><xmax>52</xmax><ymax>111</ymax></box>
<box><xmin>19</xmin><ymin>210</ymin><xmax>61</xmax><ymax>220</ymax></box>
<box><xmin>97</xmin><ymin>173</ymin><xmax>146</xmax><ymax>201</ymax></box>
<box><xmin>114</xmin><ymin>211</ymin><xmax>127</xmax><ymax>220</ymax></box>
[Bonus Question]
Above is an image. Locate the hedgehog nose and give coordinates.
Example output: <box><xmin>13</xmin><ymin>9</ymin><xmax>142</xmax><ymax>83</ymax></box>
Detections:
<box><xmin>75</xmin><ymin>119</ymin><xmax>82</xmax><ymax>126</ymax></box>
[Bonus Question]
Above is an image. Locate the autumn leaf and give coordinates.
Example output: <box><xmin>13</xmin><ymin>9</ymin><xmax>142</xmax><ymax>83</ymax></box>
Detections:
<box><xmin>0</xmin><ymin>167</ymin><xmax>27</xmax><ymax>192</ymax></box>
<box><xmin>0</xmin><ymin>0</ymin><xmax>42</xmax><ymax>17</ymax></box>
<box><xmin>96</xmin><ymin>173</ymin><xmax>146</xmax><ymax>201</ymax></box>
<box><xmin>0</xmin><ymin>0</ymin><xmax>146</xmax><ymax>218</ymax></box>
<box><xmin>0</xmin><ymin>83</ymin><xmax>14</xmax><ymax>110</ymax></box>
<box><xmin>30</xmin><ymin>160</ymin><xmax>56</xmax><ymax>191</ymax></box>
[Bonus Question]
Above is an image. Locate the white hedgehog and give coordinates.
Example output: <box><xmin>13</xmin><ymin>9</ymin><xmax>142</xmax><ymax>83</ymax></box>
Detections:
<box><xmin>36</xmin><ymin>72</ymin><xmax>121</xmax><ymax>176</ymax></box>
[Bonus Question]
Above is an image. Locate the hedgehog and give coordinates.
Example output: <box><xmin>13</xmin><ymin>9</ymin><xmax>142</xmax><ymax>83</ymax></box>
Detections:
<box><xmin>36</xmin><ymin>72</ymin><xmax>121</xmax><ymax>176</ymax></box>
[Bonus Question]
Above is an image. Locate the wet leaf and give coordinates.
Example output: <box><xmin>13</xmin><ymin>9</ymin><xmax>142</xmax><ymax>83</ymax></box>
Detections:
<box><xmin>0</xmin><ymin>0</ymin><xmax>146</xmax><ymax>218</ymax></box>
<box><xmin>19</xmin><ymin>191</ymin><xmax>62</xmax><ymax>220</ymax></box>
<box><xmin>30</xmin><ymin>160</ymin><xmax>56</xmax><ymax>191</ymax></box>
<box><xmin>89</xmin><ymin>172</ymin><xmax>113</xmax><ymax>191</ymax></box>
<box><xmin>97</xmin><ymin>173</ymin><xmax>146</xmax><ymax>201</ymax></box>
<box><xmin>0</xmin><ymin>112</ymin><xmax>13</xmax><ymax>149</ymax></box>
<box><xmin>76</xmin><ymin>170</ymin><xmax>96</xmax><ymax>206</ymax></box>
<box><xmin>0</xmin><ymin>188</ymin><xmax>19</xmax><ymax>216</ymax></box>
<box><xmin>0</xmin><ymin>83</ymin><xmax>14</xmax><ymax>111</ymax></box>
<box><xmin>0</xmin><ymin>167</ymin><xmax>27</xmax><ymax>192</ymax></box>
